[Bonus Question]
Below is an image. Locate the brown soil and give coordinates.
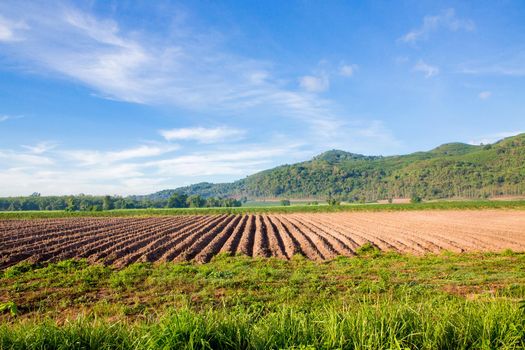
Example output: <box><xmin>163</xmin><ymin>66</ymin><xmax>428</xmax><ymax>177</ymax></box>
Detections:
<box><xmin>1</xmin><ymin>210</ymin><xmax>525</xmax><ymax>267</ymax></box>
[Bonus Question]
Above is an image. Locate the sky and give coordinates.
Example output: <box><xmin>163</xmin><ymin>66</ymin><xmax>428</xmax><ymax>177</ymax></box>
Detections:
<box><xmin>1</xmin><ymin>0</ymin><xmax>524</xmax><ymax>196</ymax></box>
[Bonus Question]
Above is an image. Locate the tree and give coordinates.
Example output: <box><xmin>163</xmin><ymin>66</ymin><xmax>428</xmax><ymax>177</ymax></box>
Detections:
<box><xmin>187</xmin><ymin>195</ymin><xmax>205</xmax><ymax>208</ymax></box>
<box><xmin>205</xmin><ymin>197</ymin><xmax>221</xmax><ymax>208</ymax></box>
<box><xmin>66</xmin><ymin>196</ymin><xmax>78</xmax><ymax>211</ymax></box>
<box><xmin>102</xmin><ymin>195</ymin><xmax>114</xmax><ymax>211</ymax></box>
<box><xmin>166</xmin><ymin>193</ymin><xmax>188</xmax><ymax>208</ymax></box>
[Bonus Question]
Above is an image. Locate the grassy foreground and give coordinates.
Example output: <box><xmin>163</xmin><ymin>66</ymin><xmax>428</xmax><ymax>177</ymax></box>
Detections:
<box><xmin>1</xmin><ymin>251</ymin><xmax>525</xmax><ymax>349</ymax></box>
<box><xmin>2</xmin><ymin>199</ymin><xmax>525</xmax><ymax>219</ymax></box>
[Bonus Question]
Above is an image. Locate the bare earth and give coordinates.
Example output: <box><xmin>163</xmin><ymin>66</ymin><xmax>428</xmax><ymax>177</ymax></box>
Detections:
<box><xmin>1</xmin><ymin>210</ymin><xmax>525</xmax><ymax>268</ymax></box>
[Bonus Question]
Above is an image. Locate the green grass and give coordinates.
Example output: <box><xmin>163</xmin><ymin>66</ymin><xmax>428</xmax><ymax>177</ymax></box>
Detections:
<box><xmin>1</xmin><ymin>252</ymin><xmax>525</xmax><ymax>348</ymax></box>
<box><xmin>2</xmin><ymin>199</ymin><xmax>525</xmax><ymax>219</ymax></box>
<box><xmin>242</xmin><ymin>200</ymin><xmax>325</xmax><ymax>207</ymax></box>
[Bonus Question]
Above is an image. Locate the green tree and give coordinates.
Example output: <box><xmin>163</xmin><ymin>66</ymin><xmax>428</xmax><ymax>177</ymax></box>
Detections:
<box><xmin>166</xmin><ymin>193</ymin><xmax>188</xmax><ymax>208</ymax></box>
<box><xmin>187</xmin><ymin>195</ymin><xmax>205</xmax><ymax>208</ymax></box>
<box><xmin>66</xmin><ymin>196</ymin><xmax>78</xmax><ymax>211</ymax></box>
<box><xmin>205</xmin><ymin>197</ymin><xmax>221</xmax><ymax>208</ymax></box>
<box><xmin>102</xmin><ymin>196</ymin><xmax>114</xmax><ymax>211</ymax></box>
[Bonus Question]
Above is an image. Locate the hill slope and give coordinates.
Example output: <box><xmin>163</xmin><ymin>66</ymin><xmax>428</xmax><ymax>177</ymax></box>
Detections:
<box><xmin>146</xmin><ymin>134</ymin><xmax>525</xmax><ymax>202</ymax></box>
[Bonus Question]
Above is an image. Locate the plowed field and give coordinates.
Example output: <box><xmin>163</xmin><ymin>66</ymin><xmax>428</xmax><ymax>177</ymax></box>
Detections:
<box><xmin>2</xmin><ymin>210</ymin><xmax>525</xmax><ymax>268</ymax></box>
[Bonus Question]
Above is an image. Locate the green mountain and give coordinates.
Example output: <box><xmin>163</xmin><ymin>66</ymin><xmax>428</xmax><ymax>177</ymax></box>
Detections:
<box><xmin>147</xmin><ymin>134</ymin><xmax>525</xmax><ymax>202</ymax></box>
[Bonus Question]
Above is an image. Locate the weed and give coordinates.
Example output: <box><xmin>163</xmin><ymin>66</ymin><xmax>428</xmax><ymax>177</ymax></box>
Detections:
<box><xmin>3</xmin><ymin>262</ymin><xmax>37</xmax><ymax>278</ymax></box>
<box><xmin>356</xmin><ymin>242</ymin><xmax>380</xmax><ymax>256</ymax></box>
<box><xmin>0</xmin><ymin>301</ymin><xmax>18</xmax><ymax>317</ymax></box>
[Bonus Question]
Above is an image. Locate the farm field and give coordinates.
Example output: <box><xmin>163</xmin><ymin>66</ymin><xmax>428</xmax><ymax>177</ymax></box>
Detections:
<box><xmin>2</xmin><ymin>209</ymin><xmax>525</xmax><ymax>269</ymax></box>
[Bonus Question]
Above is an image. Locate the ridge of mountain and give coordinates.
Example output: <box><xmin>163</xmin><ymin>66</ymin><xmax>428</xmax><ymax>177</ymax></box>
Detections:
<box><xmin>140</xmin><ymin>133</ymin><xmax>525</xmax><ymax>201</ymax></box>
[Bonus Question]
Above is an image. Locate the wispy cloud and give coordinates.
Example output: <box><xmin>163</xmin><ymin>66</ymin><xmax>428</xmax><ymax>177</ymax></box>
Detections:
<box><xmin>461</xmin><ymin>67</ymin><xmax>525</xmax><ymax>77</ymax></box>
<box><xmin>160</xmin><ymin>127</ymin><xmax>245</xmax><ymax>143</ymax></box>
<box><xmin>468</xmin><ymin>131</ymin><xmax>524</xmax><ymax>145</ymax></box>
<box><xmin>299</xmin><ymin>74</ymin><xmax>329</xmax><ymax>93</ymax></box>
<box><xmin>399</xmin><ymin>8</ymin><xmax>474</xmax><ymax>44</ymax></box>
<box><xmin>0</xmin><ymin>114</ymin><xmax>24</xmax><ymax>122</ymax></box>
<box><xmin>148</xmin><ymin>145</ymin><xmax>302</xmax><ymax>177</ymax></box>
<box><xmin>339</xmin><ymin>64</ymin><xmax>358</xmax><ymax>77</ymax></box>
<box><xmin>0</xmin><ymin>2</ymin><xmax>400</xmax><ymax>155</ymax></box>
<box><xmin>0</xmin><ymin>150</ymin><xmax>54</xmax><ymax>166</ymax></box>
<box><xmin>413</xmin><ymin>60</ymin><xmax>439</xmax><ymax>78</ymax></box>
<box><xmin>21</xmin><ymin>141</ymin><xmax>57</xmax><ymax>154</ymax></box>
<box><xmin>304</xmin><ymin>118</ymin><xmax>401</xmax><ymax>154</ymax></box>
<box><xmin>0</xmin><ymin>15</ymin><xmax>28</xmax><ymax>42</ymax></box>
<box><xmin>0</xmin><ymin>140</ymin><xmax>305</xmax><ymax>196</ymax></box>
<box><xmin>458</xmin><ymin>51</ymin><xmax>525</xmax><ymax>77</ymax></box>
<box><xmin>478</xmin><ymin>91</ymin><xmax>491</xmax><ymax>100</ymax></box>
<box><xmin>62</xmin><ymin>144</ymin><xmax>178</xmax><ymax>166</ymax></box>
<box><xmin>0</xmin><ymin>2</ymin><xmax>336</xmax><ymax>128</ymax></box>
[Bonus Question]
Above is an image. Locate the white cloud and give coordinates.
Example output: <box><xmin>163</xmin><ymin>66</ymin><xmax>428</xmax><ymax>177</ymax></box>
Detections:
<box><xmin>0</xmin><ymin>150</ymin><xmax>54</xmax><ymax>166</ymax></box>
<box><xmin>0</xmin><ymin>114</ymin><xmax>23</xmax><ymax>122</ymax></box>
<box><xmin>458</xmin><ymin>51</ymin><xmax>525</xmax><ymax>77</ymax></box>
<box><xmin>22</xmin><ymin>141</ymin><xmax>57</xmax><ymax>154</ymax></box>
<box><xmin>0</xmin><ymin>15</ymin><xmax>28</xmax><ymax>42</ymax></box>
<box><xmin>299</xmin><ymin>74</ymin><xmax>329</xmax><ymax>93</ymax></box>
<box><xmin>160</xmin><ymin>127</ymin><xmax>245</xmax><ymax>143</ymax></box>
<box><xmin>148</xmin><ymin>146</ymin><xmax>299</xmax><ymax>177</ymax></box>
<box><xmin>0</xmin><ymin>3</ymin><xmax>336</xmax><ymax>130</ymax></box>
<box><xmin>460</xmin><ymin>66</ymin><xmax>525</xmax><ymax>77</ymax></box>
<box><xmin>0</xmin><ymin>140</ymin><xmax>305</xmax><ymax>196</ymax></box>
<box><xmin>62</xmin><ymin>145</ymin><xmax>177</xmax><ymax>166</ymax></box>
<box><xmin>400</xmin><ymin>8</ymin><xmax>474</xmax><ymax>43</ymax></box>
<box><xmin>248</xmin><ymin>71</ymin><xmax>269</xmax><ymax>85</ymax></box>
<box><xmin>478</xmin><ymin>91</ymin><xmax>492</xmax><ymax>100</ymax></box>
<box><xmin>413</xmin><ymin>60</ymin><xmax>439</xmax><ymax>78</ymax></box>
<box><xmin>0</xmin><ymin>3</ymin><xmax>389</xmax><ymax>154</ymax></box>
<box><xmin>468</xmin><ymin>131</ymin><xmax>524</xmax><ymax>145</ymax></box>
<box><xmin>303</xmin><ymin>118</ymin><xmax>401</xmax><ymax>155</ymax></box>
<box><xmin>339</xmin><ymin>64</ymin><xmax>357</xmax><ymax>77</ymax></box>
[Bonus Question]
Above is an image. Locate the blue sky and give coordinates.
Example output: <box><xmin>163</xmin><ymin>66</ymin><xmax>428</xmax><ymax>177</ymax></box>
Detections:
<box><xmin>0</xmin><ymin>0</ymin><xmax>524</xmax><ymax>196</ymax></box>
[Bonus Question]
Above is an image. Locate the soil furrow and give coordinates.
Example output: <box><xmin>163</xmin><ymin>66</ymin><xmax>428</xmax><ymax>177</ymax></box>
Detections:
<box><xmin>194</xmin><ymin>215</ymin><xmax>243</xmax><ymax>263</ymax></box>
<box><xmin>274</xmin><ymin>215</ymin><xmax>325</xmax><ymax>260</ymax></box>
<box><xmin>159</xmin><ymin>215</ymin><xmax>229</xmax><ymax>262</ymax></box>
<box><xmin>262</xmin><ymin>215</ymin><xmax>288</xmax><ymax>259</ymax></box>
<box><xmin>236</xmin><ymin>215</ymin><xmax>256</xmax><ymax>257</ymax></box>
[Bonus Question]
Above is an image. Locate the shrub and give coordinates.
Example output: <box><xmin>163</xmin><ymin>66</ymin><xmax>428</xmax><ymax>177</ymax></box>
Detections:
<box><xmin>280</xmin><ymin>199</ymin><xmax>291</xmax><ymax>206</ymax></box>
<box><xmin>410</xmin><ymin>194</ymin><xmax>422</xmax><ymax>203</ymax></box>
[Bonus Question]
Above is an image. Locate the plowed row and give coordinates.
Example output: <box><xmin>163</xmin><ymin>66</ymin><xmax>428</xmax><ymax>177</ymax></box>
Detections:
<box><xmin>2</xmin><ymin>210</ymin><xmax>525</xmax><ymax>268</ymax></box>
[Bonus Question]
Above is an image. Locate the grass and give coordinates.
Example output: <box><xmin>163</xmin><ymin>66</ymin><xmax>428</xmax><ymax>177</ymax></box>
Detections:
<box><xmin>242</xmin><ymin>200</ymin><xmax>325</xmax><ymax>207</ymax></box>
<box><xmin>2</xmin><ymin>199</ymin><xmax>525</xmax><ymax>219</ymax></box>
<box><xmin>1</xmin><ymin>252</ymin><xmax>525</xmax><ymax>348</ymax></box>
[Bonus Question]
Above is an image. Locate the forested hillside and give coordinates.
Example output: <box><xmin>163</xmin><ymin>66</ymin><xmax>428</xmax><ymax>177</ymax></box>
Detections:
<box><xmin>150</xmin><ymin>133</ymin><xmax>525</xmax><ymax>202</ymax></box>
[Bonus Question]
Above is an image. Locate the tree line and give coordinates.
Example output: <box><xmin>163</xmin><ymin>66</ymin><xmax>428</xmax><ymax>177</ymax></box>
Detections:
<box><xmin>0</xmin><ymin>193</ymin><xmax>242</xmax><ymax>212</ymax></box>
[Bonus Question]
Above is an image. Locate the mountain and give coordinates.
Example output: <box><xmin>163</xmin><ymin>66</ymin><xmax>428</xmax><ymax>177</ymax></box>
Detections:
<box><xmin>143</xmin><ymin>134</ymin><xmax>525</xmax><ymax>202</ymax></box>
